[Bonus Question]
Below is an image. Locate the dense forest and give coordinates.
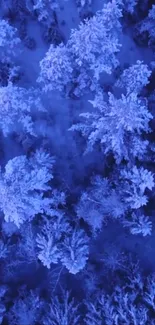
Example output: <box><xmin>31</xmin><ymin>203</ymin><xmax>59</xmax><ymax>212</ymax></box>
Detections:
<box><xmin>0</xmin><ymin>0</ymin><xmax>155</xmax><ymax>324</ymax></box>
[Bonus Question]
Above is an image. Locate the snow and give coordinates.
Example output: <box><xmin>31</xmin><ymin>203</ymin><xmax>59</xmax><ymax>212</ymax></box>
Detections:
<box><xmin>56</xmin><ymin>0</ymin><xmax>80</xmax><ymax>40</ymax></box>
<box><xmin>0</xmin><ymin>1</ymin><xmax>155</xmax><ymax>322</ymax></box>
<box><xmin>17</xmin><ymin>20</ymin><xmax>48</xmax><ymax>87</ymax></box>
<box><xmin>119</xmin><ymin>30</ymin><xmax>154</xmax><ymax>67</ymax></box>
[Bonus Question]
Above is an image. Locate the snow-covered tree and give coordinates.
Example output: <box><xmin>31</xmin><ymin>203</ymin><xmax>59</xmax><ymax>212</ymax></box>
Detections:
<box><xmin>106</xmin><ymin>92</ymin><xmax>152</xmax><ymax>134</ymax></box>
<box><xmin>43</xmin><ymin>291</ymin><xmax>80</xmax><ymax>325</ymax></box>
<box><xmin>0</xmin><ymin>19</ymin><xmax>20</xmax><ymax>62</ymax></box>
<box><xmin>116</xmin><ymin>61</ymin><xmax>151</xmax><ymax>95</ymax></box>
<box><xmin>36</xmin><ymin>213</ymin><xmax>89</xmax><ymax>274</ymax></box>
<box><xmin>61</xmin><ymin>229</ymin><xmax>89</xmax><ymax>274</ymax></box>
<box><xmin>140</xmin><ymin>5</ymin><xmax>155</xmax><ymax>46</ymax></box>
<box><xmin>19</xmin><ymin>224</ymin><xmax>38</xmax><ymax>265</ymax></box>
<box><xmin>85</xmin><ymin>293</ymin><xmax>117</xmax><ymax>325</ymax></box>
<box><xmin>120</xmin><ymin>166</ymin><xmax>154</xmax><ymax>209</ymax></box>
<box><xmin>0</xmin><ymin>83</ymin><xmax>44</xmax><ymax>136</ymax></box>
<box><xmin>68</xmin><ymin>0</ymin><xmax>122</xmax><ymax>80</ymax></box>
<box><xmin>144</xmin><ymin>274</ymin><xmax>155</xmax><ymax>311</ymax></box>
<box><xmin>36</xmin><ymin>212</ymin><xmax>70</xmax><ymax>269</ymax></box>
<box><xmin>38</xmin><ymin>1</ymin><xmax>122</xmax><ymax>95</ymax></box>
<box><xmin>76</xmin><ymin>175</ymin><xmax>125</xmax><ymax>233</ymax></box>
<box><xmin>85</xmin><ymin>287</ymin><xmax>149</xmax><ymax>325</ymax></box>
<box><xmin>148</xmin><ymin>5</ymin><xmax>155</xmax><ymax>20</ymax></box>
<box><xmin>70</xmin><ymin>91</ymin><xmax>152</xmax><ymax>162</ymax></box>
<box><xmin>136</xmin><ymin>5</ymin><xmax>155</xmax><ymax>48</ymax></box>
<box><xmin>33</xmin><ymin>0</ymin><xmax>58</xmax><ymax>24</ymax></box>
<box><xmin>8</xmin><ymin>289</ymin><xmax>42</xmax><ymax>325</ymax></box>
<box><xmin>123</xmin><ymin>213</ymin><xmax>152</xmax><ymax>236</ymax></box>
<box><xmin>84</xmin><ymin>267</ymin><xmax>155</xmax><ymax>324</ymax></box>
<box><xmin>37</xmin><ymin>44</ymin><xmax>73</xmax><ymax>92</ymax></box>
<box><xmin>121</xmin><ymin>0</ymin><xmax>138</xmax><ymax>14</ymax></box>
<box><xmin>100</xmin><ymin>244</ymin><xmax>126</xmax><ymax>272</ymax></box>
<box><xmin>0</xmin><ymin>150</ymin><xmax>55</xmax><ymax>227</ymax></box>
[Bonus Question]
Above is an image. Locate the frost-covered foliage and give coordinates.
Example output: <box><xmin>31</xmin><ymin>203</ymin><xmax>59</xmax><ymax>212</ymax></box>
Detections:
<box><xmin>19</xmin><ymin>224</ymin><xmax>38</xmax><ymax>264</ymax></box>
<box><xmin>76</xmin><ymin>167</ymin><xmax>154</xmax><ymax>236</ymax></box>
<box><xmin>0</xmin><ymin>19</ymin><xmax>20</xmax><ymax>62</ymax></box>
<box><xmin>38</xmin><ymin>44</ymin><xmax>73</xmax><ymax>92</ymax></box>
<box><xmin>76</xmin><ymin>175</ymin><xmax>125</xmax><ymax>232</ymax></box>
<box><xmin>68</xmin><ymin>0</ymin><xmax>122</xmax><ymax>79</ymax></box>
<box><xmin>121</xmin><ymin>0</ymin><xmax>138</xmax><ymax>14</ymax></box>
<box><xmin>33</xmin><ymin>0</ymin><xmax>58</xmax><ymax>24</ymax></box>
<box><xmin>123</xmin><ymin>213</ymin><xmax>152</xmax><ymax>236</ymax></box>
<box><xmin>37</xmin><ymin>215</ymin><xmax>89</xmax><ymax>273</ymax></box>
<box><xmin>36</xmin><ymin>211</ymin><xmax>70</xmax><ymax>268</ymax></box>
<box><xmin>144</xmin><ymin>274</ymin><xmax>155</xmax><ymax>310</ymax></box>
<box><xmin>136</xmin><ymin>5</ymin><xmax>155</xmax><ymax>48</ymax></box>
<box><xmin>38</xmin><ymin>0</ymin><xmax>122</xmax><ymax>95</ymax></box>
<box><xmin>8</xmin><ymin>289</ymin><xmax>42</xmax><ymax>325</ymax></box>
<box><xmin>61</xmin><ymin>229</ymin><xmax>89</xmax><ymax>274</ymax></box>
<box><xmin>120</xmin><ymin>166</ymin><xmax>154</xmax><ymax>209</ymax></box>
<box><xmin>71</xmin><ymin>91</ymin><xmax>152</xmax><ymax>162</ymax></box>
<box><xmin>116</xmin><ymin>61</ymin><xmax>151</xmax><ymax>95</ymax></box>
<box><xmin>85</xmin><ymin>272</ymin><xmax>155</xmax><ymax>325</ymax></box>
<box><xmin>0</xmin><ymin>83</ymin><xmax>44</xmax><ymax>136</ymax></box>
<box><xmin>0</xmin><ymin>150</ymin><xmax>55</xmax><ymax>227</ymax></box>
<box><xmin>43</xmin><ymin>291</ymin><xmax>80</xmax><ymax>325</ymax></box>
<box><xmin>101</xmin><ymin>244</ymin><xmax>126</xmax><ymax>272</ymax></box>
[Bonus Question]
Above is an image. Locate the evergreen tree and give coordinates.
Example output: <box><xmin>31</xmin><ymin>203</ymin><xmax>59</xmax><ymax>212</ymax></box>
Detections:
<box><xmin>0</xmin><ymin>19</ymin><xmax>20</xmax><ymax>63</ymax></box>
<box><xmin>0</xmin><ymin>83</ymin><xmax>44</xmax><ymax>136</ymax></box>
<box><xmin>68</xmin><ymin>0</ymin><xmax>122</xmax><ymax>80</ymax></box>
<box><xmin>0</xmin><ymin>150</ymin><xmax>55</xmax><ymax>227</ymax></box>
<box><xmin>116</xmin><ymin>60</ymin><xmax>151</xmax><ymax>95</ymax></box>
<box><xmin>61</xmin><ymin>229</ymin><xmax>89</xmax><ymax>274</ymax></box>
<box><xmin>43</xmin><ymin>291</ymin><xmax>80</xmax><ymax>325</ymax></box>
<box><xmin>70</xmin><ymin>91</ymin><xmax>152</xmax><ymax>162</ymax></box>
<box><xmin>119</xmin><ymin>165</ymin><xmax>154</xmax><ymax>209</ymax></box>
<box><xmin>37</xmin><ymin>44</ymin><xmax>73</xmax><ymax>92</ymax></box>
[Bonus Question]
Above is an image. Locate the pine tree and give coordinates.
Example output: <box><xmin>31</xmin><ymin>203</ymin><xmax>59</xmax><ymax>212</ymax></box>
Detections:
<box><xmin>136</xmin><ymin>5</ymin><xmax>155</xmax><ymax>48</ymax></box>
<box><xmin>0</xmin><ymin>150</ymin><xmax>55</xmax><ymax>227</ymax></box>
<box><xmin>43</xmin><ymin>291</ymin><xmax>80</xmax><ymax>325</ymax></box>
<box><xmin>61</xmin><ymin>229</ymin><xmax>89</xmax><ymax>274</ymax></box>
<box><xmin>36</xmin><ymin>212</ymin><xmax>70</xmax><ymax>269</ymax></box>
<box><xmin>123</xmin><ymin>214</ymin><xmax>152</xmax><ymax>236</ymax></box>
<box><xmin>121</xmin><ymin>0</ymin><xmax>138</xmax><ymax>14</ymax></box>
<box><xmin>33</xmin><ymin>0</ymin><xmax>58</xmax><ymax>24</ymax></box>
<box><xmin>120</xmin><ymin>165</ymin><xmax>154</xmax><ymax>209</ymax></box>
<box><xmin>0</xmin><ymin>83</ymin><xmax>44</xmax><ymax>136</ymax></box>
<box><xmin>76</xmin><ymin>175</ymin><xmax>125</xmax><ymax>233</ymax></box>
<box><xmin>7</xmin><ymin>289</ymin><xmax>42</xmax><ymax>325</ymax></box>
<box><xmin>116</xmin><ymin>60</ymin><xmax>151</xmax><ymax>95</ymax></box>
<box><xmin>0</xmin><ymin>19</ymin><xmax>20</xmax><ymax>63</ymax></box>
<box><xmin>70</xmin><ymin>91</ymin><xmax>152</xmax><ymax>162</ymax></box>
<box><xmin>37</xmin><ymin>44</ymin><xmax>73</xmax><ymax>92</ymax></box>
<box><xmin>68</xmin><ymin>0</ymin><xmax>122</xmax><ymax>80</ymax></box>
